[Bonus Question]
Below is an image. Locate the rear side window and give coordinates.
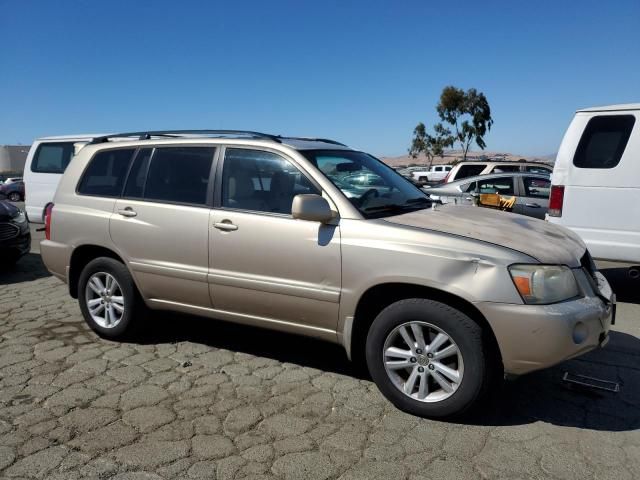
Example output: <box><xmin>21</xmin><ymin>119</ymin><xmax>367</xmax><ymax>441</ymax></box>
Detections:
<box><xmin>455</xmin><ymin>164</ymin><xmax>486</xmax><ymax>180</ymax></box>
<box><xmin>573</xmin><ymin>115</ymin><xmax>635</xmax><ymax>169</ymax></box>
<box><xmin>77</xmin><ymin>148</ymin><xmax>136</xmax><ymax>197</ymax></box>
<box><xmin>144</xmin><ymin>147</ymin><xmax>215</xmax><ymax>205</ymax></box>
<box><xmin>490</xmin><ymin>165</ymin><xmax>520</xmax><ymax>173</ymax></box>
<box><xmin>523</xmin><ymin>177</ymin><xmax>551</xmax><ymax>198</ymax></box>
<box><xmin>526</xmin><ymin>165</ymin><xmax>552</xmax><ymax>174</ymax></box>
<box><xmin>31</xmin><ymin>142</ymin><xmax>76</xmax><ymax>173</ymax></box>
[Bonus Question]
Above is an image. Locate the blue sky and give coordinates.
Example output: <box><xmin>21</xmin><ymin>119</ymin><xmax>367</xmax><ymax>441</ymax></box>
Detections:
<box><xmin>1</xmin><ymin>0</ymin><xmax>639</xmax><ymax>156</ymax></box>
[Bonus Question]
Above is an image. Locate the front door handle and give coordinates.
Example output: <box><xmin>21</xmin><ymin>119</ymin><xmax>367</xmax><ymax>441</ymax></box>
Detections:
<box><xmin>213</xmin><ymin>221</ymin><xmax>238</xmax><ymax>231</ymax></box>
<box><xmin>117</xmin><ymin>207</ymin><xmax>137</xmax><ymax>217</ymax></box>
<box><xmin>525</xmin><ymin>203</ymin><xmax>541</xmax><ymax>208</ymax></box>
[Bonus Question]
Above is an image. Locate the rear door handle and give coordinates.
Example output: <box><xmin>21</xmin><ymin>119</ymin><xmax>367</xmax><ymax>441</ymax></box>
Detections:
<box><xmin>525</xmin><ymin>203</ymin><xmax>541</xmax><ymax>208</ymax></box>
<box><xmin>213</xmin><ymin>221</ymin><xmax>238</xmax><ymax>231</ymax></box>
<box><xmin>117</xmin><ymin>207</ymin><xmax>137</xmax><ymax>217</ymax></box>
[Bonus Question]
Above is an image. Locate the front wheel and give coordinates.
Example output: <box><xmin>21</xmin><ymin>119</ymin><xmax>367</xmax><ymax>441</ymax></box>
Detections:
<box><xmin>8</xmin><ymin>192</ymin><xmax>21</xmax><ymax>202</ymax></box>
<box><xmin>366</xmin><ymin>298</ymin><xmax>489</xmax><ymax>418</ymax></box>
<box><xmin>78</xmin><ymin>257</ymin><xmax>144</xmax><ymax>339</ymax></box>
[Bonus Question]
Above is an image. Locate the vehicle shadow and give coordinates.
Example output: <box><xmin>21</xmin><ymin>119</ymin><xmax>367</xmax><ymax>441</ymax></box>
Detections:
<box><xmin>136</xmin><ymin>310</ymin><xmax>360</xmax><ymax>378</ymax></box>
<box><xmin>459</xmin><ymin>330</ymin><xmax>640</xmax><ymax>431</ymax></box>
<box><xmin>600</xmin><ymin>266</ymin><xmax>640</xmax><ymax>304</ymax></box>
<box><xmin>138</xmin><ymin>311</ymin><xmax>640</xmax><ymax>431</ymax></box>
<box><xmin>0</xmin><ymin>253</ymin><xmax>51</xmax><ymax>285</ymax></box>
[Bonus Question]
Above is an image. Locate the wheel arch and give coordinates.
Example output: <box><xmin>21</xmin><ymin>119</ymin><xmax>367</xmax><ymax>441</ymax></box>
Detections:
<box><xmin>349</xmin><ymin>282</ymin><xmax>503</xmax><ymax>371</ymax></box>
<box><xmin>68</xmin><ymin>245</ymin><xmax>127</xmax><ymax>299</ymax></box>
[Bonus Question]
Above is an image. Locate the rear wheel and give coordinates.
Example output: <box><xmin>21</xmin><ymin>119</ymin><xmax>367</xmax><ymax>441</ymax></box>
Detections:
<box><xmin>78</xmin><ymin>257</ymin><xmax>144</xmax><ymax>339</ymax></box>
<box><xmin>366</xmin><ymin>298</ymin><xmax>489</xmax><ymax>418</ymax></box>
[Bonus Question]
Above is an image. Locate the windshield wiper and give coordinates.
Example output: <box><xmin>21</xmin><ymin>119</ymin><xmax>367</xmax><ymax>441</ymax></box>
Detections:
<box><xmin>405</xmin><ymin>197</ymin><xmax>431</xmax><ymax>205</ymax></box>
<box><xmin>364</xmin><ymin>197</ymin><xmax>431</xmax><ymax>214</ymax></box>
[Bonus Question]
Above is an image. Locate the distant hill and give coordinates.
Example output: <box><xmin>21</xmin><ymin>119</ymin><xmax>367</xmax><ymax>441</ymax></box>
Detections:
<box><xmin>380</xmin><ymin>150</ymin><xmax>556</xmax><ymax>168</ymax></box>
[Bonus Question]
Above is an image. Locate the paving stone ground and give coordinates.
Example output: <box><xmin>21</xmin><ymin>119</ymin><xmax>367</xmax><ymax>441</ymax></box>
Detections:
<box><xmin>1</xmin><ymin>252</ymin><xmax>640</xmax><ymax>479</ymax></box>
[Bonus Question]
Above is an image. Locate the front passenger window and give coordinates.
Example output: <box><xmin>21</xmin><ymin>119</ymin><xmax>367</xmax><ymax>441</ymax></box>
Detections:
<box><xmin>477</xmin><ymin>178</ymin><xmax>514</xmax><ymax>195</ymax></box>
<box><xmin>222</xmin><ymin>149</ymin><xmax>319</xmax><ymax>215</ymax></box>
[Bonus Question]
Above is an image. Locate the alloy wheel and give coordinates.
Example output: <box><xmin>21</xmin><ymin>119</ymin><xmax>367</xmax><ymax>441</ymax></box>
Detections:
<box><xmin>383</xmin><ymin>321</ymin><xmax>464</xmax><ymax>403</ymax></box>
<box><xmin>84</xmin><ymin>272</ymin><xmax>125</xmax><ymax>328</ymax></box>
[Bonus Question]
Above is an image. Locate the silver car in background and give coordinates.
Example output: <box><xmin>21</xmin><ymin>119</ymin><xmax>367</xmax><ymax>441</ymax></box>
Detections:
<box><xmin>424</xmin><ymin>172</ymin><xmax>551</xmax><ymax>219</ymax></box>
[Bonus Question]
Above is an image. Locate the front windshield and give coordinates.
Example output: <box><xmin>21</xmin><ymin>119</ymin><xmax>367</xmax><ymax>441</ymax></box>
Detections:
<box><xmin>301</xmin><ymin>150</ymin><xmax>431</xmax><ymax>218</ymax></box>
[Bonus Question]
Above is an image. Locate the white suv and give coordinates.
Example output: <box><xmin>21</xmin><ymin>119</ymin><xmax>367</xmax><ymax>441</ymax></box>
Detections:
<box><xmin>445</xmin><ymin>161</ymin><xmax>552</xmax><ymax>183</ymax></box>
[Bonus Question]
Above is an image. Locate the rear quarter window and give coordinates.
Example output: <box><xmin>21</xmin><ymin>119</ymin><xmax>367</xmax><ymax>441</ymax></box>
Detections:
<box><xmin>573</xmin><ymin>115</ymin><xmax>636</xmax><ymax>169</ymax></box>
<box><xmin>30</xmin><ymin>142</ymin><xmax>76</xmax><ymax>173</ymax></box>
<box><xmin>490</xmin><ymin>165</ymin><xmax>520</xmax><ymax>173</ymax></box>
<box><xmin>454</xmin><ymin>164</ymin><xmax>486</xmax><ymax>180</ymax></box>
<box><xmin>77</xmin><ymin>148</ymin><xmax>136</xmax><ymax>197</ymax></box>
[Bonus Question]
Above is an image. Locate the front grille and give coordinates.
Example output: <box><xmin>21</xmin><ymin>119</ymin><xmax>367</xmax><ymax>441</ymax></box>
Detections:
<box><xmin>0</xmin><ymin>223</ymin><xmax>19</xmax><ymax>241</ymax></box>
<box><xmin>580</xmin><ymin>249</ymin><xmax>598</xmax><ymax>281</ymax></box>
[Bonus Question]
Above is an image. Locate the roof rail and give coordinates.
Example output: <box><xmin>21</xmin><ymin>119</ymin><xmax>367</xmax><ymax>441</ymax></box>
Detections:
<box><xmin>278</xmin><ymin>136</ymin><xmax>347</xmax><ymax>147</ymax></box>
<box><xmin>88</xmin><ymin>130</ymin><xmax>283</xmax><ymax>145</ymax></box>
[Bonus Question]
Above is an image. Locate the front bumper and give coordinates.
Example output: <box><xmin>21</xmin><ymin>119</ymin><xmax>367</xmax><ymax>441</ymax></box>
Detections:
<box><xmin>476</xmin><ymin>269</ymin><xmax>613</xmax><ymax>375</ymax></box>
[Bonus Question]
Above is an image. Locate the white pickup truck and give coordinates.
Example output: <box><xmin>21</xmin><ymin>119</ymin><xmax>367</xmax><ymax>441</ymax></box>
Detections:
<box><xmin>410</xmin><ymin>165</ymin><xmax>452</xmax><ymax>184</ymax></box>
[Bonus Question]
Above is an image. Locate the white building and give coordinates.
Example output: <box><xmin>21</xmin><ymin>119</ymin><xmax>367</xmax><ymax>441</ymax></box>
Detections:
<box><xmin>0</xmin><ymin>145</ymin><xmax>29</xmax><ymax>174</ymax></box>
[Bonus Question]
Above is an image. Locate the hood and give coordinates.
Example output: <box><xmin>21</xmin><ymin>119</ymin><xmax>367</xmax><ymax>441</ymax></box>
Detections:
<box><xmin>0</xmin><ymin>200</ymin><xmax>19</xmax><ymax>221</ymax></box>
<box><xmin>424</xmin><ymin>185</ymin><xmax>461</xmax><ymax>195</ymax></box>
<box><xmin>383</xmin><ymin>205</ymin><xmax>586</xmax><ymax>266</ymax></box>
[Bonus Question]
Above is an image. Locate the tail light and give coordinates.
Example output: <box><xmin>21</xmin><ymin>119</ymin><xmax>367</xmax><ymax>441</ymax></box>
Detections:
<box><xmin>548</xmin><ymin>185</ymin><xmax>564</xmax><ymax>217</ymax></box>
<box><xmin>44</xmin><ymin>204</ymin><xmax>54</xmax><ymax>240</ymax></box>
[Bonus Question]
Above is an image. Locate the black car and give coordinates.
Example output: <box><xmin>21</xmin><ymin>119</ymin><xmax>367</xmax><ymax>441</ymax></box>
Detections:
<box><xmin>0</xmin><ymin>195</ymin><xmax>30</xmax><ymax>265</ymax></box>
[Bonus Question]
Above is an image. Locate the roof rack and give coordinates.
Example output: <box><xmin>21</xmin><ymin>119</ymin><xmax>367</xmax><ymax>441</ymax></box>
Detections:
<box><xmin>278</xmin><ymin>136</ymin><xmax>347</xmax><ymax>147</ymax></box>
<box><xmin>88</xmin><ymin>130</ymin><xmax>349</xmax><ymax>147</ymax></box>
<box><xmin>88</xmin><ymin>130</ymin><xmax>283</xmax><ymax>145</ymax></box>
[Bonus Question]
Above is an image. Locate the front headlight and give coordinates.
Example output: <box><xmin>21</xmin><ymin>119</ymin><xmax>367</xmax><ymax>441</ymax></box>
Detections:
<box><xmin>11</xmin><ymin>210</ymin><xmax>27</xmax><ymax>224</ymax></box>
<box><xmin>509</xmin><ymin>264</ymin><xmax>580</xmax><ymax>304</ymax></box>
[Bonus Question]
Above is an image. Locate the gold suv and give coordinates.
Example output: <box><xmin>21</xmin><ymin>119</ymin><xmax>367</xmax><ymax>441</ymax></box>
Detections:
<box><xmin>41</xmin><ymin>130</ymin><xmax>614</xmax><ymax>418</ymax></box>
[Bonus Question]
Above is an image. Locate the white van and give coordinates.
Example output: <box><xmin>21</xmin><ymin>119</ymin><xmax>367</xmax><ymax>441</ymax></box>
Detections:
<box><xmin>547</xmin><ymin>103</ymin><xmax>639</xmax><ymax>264</ymax></box>
<box><xmin>23</xmin><ymin>134</ymin><xmax>107</xmax><ymax>222</ymax></box>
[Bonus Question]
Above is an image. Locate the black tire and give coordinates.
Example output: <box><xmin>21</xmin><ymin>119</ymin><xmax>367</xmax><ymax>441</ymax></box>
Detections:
<box><xmin>366</xmin><ymin>298</ymin><xmax>489</xmax><ymax>418</ymax></box>
<box><xmin>78</xmin><ymin>257</ymin><xmax>145</xmax><ymax>339</ymax></box>
<box><xmin>8</xmin><ymin>192</ymin><xmax>21</xmax><ymax>202</ymax></box>
<box><xmin>0</xmin><ymin>251</ymin><xmax>20</xmax><ymax>268</ymax></box>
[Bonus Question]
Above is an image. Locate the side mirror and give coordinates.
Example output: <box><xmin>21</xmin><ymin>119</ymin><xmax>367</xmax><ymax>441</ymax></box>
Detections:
<box><xmin>292</xmin><ymin>194</ymin><xmax>334</xmax><ymax>223</ymax></box>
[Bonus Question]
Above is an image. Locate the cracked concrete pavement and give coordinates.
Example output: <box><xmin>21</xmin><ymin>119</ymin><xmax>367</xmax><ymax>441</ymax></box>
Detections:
<box><xmin>0</xmin><ymin>226</ymin><xmax>639</xmax><ymax>479</ymax></box>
